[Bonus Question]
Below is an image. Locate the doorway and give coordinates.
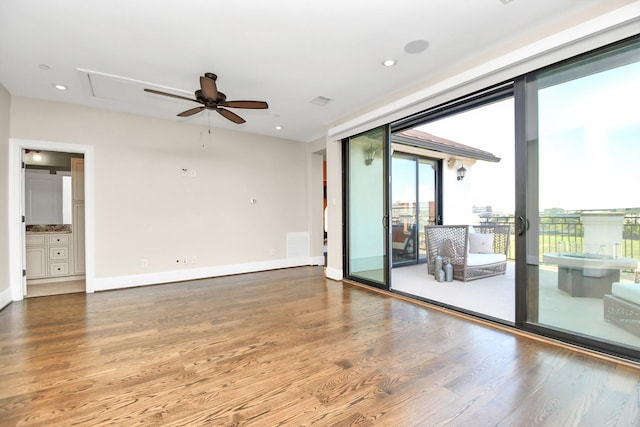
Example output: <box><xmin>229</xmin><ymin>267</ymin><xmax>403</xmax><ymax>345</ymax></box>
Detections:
<box><xmin>9</xmin><ymin>138</ymin><xmax>94</xmax><ymax>301</ymax></box>
<box><xmin>23</xmin><ymin>149</ymin><xmax>85</xmax><ymax>297</ymax></box>
<box><xmin>389</xmin><ymin>92</ymin><xmax>516</xmax><ymax>323</ymax></box>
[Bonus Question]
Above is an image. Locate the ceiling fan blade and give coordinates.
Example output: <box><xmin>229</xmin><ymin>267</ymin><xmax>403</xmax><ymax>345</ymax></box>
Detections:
<box><xmin>219</xmin><ymin>100</ymin><xmax>269</xmax><ymax>109</ymax></box>
<box><xmin>216</xmin><ymin>107</ymin><xmax>245</xmax><ymax>124</ymax></box>
<box><xmin>200</xmin><ymin>75</ymin><xmax>218</xmax><ymax>101</ymax></box>
<box><xmin>177</xmin><ymin>106</ymin><xmax>205</xmax><ymax>117</ymax></box>
<box><xmin>144</xmin><ymin>88</ymin><xmax>198</xmax><ymax>103</ymax></box>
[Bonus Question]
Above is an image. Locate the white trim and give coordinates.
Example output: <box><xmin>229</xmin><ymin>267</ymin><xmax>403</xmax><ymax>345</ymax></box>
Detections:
<box><xmin>309</xmin><ymin>255</ymin><xmax>325</xmax><ymax>266</ymax></box>
<box><xmin>92</xmin><ymin>258</ymin><xmax>320</xmax><ymax>292</ymax></box>
<box><xmin>325</xmin><ymin>267</ymin><xmax>343</xmax><ymax>281</ymax></box>
<box><xmin>328</xmin><ymin>4</ymin><xmax>640</xmax><ymax>141</ymax></box>
<box><xmin>9</xmin><ymin>138</ymin><xmax>95</xmax><ymax>301</ymax></box>
<box><xmin>0</xmin><ymin>286</ymin><xmax>12</xmax><ymax>311</ymax></box>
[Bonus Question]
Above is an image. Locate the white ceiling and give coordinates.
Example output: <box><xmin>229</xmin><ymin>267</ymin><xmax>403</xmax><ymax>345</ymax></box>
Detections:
<box><xmin>0</xmin><ymin>0</ymin><xmax>635</xmax><ymax>143</ymax></box>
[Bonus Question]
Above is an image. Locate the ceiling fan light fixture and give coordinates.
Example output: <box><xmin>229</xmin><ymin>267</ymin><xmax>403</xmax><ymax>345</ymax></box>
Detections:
<box><xmin>144</xmin><ymin>72</ymin><xmax>268</xmax><ymax>124</ymax></box>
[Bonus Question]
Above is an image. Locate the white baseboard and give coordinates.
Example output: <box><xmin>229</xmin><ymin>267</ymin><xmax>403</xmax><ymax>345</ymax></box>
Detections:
<box><xmin>325</xmin><ymin>267</ymin><xmax>343</xmax><ymax>281</ymax></box>
<box><xmin>92</xmin><ymin>257</ymin><xmax>320</xmax><ymax>292</ymax></box>
<box><xmin>309</xmin><ymin>255</ymin><xmax>325</xmax><ymax>266</ymax></box>
<box><xmin>0</xmin><ymin>286</ymin><xmax>13</xmax><ymax>311</ymax></box>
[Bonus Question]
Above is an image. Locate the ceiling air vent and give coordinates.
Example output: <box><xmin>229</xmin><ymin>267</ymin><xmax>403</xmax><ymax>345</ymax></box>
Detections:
<box><xmin>310</xmin><ymin>96</ymin><xmax>332</xmax><ymax>106</ymax></box>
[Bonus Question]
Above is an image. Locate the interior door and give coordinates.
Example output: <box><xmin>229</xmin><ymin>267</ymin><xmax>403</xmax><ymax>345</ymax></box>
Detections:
<box><xmin>345</xmin><ymin>125</ymin><xmax>390</xmax><ymax>289</ymax></box>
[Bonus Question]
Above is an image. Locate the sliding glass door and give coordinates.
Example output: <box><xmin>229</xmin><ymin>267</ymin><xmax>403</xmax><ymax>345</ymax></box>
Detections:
<box><xmin>523</xmin><ymin>37</ymin><xmax>640</xmax><ymax>354</ymax></box>
<box><xmin>342</xmin><ymin>35</ymin><xmax>639</xmax><ymax>361</ymax></box>
<box><xmin>345</xmin><ymin>126</ymin><xmax>390</xmax><ymax>289</ymax></box>
<box><xmin>391</xmin><ymin>153</ymin><xmax>438</xmax><ymax>267</ymax></box>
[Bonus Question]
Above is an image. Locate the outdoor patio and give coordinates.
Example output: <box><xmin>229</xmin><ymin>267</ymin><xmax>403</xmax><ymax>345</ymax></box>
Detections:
<box><xmin>391</xmin><ymin>261</ymin><xmax>640</xmax><ymax>350</ymax></box>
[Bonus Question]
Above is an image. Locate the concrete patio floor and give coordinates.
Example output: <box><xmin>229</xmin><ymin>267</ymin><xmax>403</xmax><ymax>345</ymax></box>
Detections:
<box><xmin>391</xmin><ymin>261</ymin><xmax>640</xmax><ymax>350</ymax></box>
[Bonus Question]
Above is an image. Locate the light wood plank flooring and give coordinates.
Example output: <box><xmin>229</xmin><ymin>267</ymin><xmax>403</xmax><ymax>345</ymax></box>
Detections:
<box><xmin>1</xmin><ymin>267</ymin><xmax>639</xmax><ymax>426</ymax></box>
<box><xmin>26</xmin><ymin>279</ymin><xmax>85</xmax><ymax>298</ymax></box>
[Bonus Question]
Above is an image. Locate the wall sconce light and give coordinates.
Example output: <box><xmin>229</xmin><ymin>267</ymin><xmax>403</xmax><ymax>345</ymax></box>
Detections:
<box><xmin>457</xmin><ymin>165</ymin><xmax>466</xmax><ymax>181</ymax></box>
<box><xmin>365</xmin><ymin>144</ymin><xmax>376</xmax><ymax>166</ymax></box>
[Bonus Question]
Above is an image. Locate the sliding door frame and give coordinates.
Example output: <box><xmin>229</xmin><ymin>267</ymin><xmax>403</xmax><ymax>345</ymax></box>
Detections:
<box><xmin>342</xmin><ymin>125</ymin><xmax>392</xmax><ymax>290</ymax></box>
<box><xmin>390</xmin><ymin>152</ymin><xmax>441</xmax><ymax>268</ymax></box>
<box><xmin>517</xmin><ymin>35</ymin><xmax>640</xmax><ymax>361</ymax></box>
<box><xmin>341</xmin><ymin>34</ymin><xmax>640</xmax><ymax>363</ymax></box>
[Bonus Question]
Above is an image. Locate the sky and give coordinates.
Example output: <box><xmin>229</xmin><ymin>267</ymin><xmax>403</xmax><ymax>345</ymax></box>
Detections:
<box><xmin>413</xmin><ymin>58</ymin><xmax>640</xmax><ymax>214</ymax></box>
<box><xmin>537</xmin><ymin>60</ymin><xmax>640</xmax><ymax>211</ymax></box>
<box><xmin>416</xmin><ymin>97</ymin><xmax>515</xmax><ymax>214</ymax></box>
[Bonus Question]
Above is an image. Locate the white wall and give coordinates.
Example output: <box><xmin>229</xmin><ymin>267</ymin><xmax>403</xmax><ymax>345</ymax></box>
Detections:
<box><xmin>325</xmin><ymin>136</ymin><xmax>343</xmax><ymax>280</ymax></box>
<box><xmin>306</xmin><ymin>137</ymin><xmax>325</xmax><ymax>262</ymax></box>
<box><xmin>9</xmin><ymin>97</ymin><xmax>317</xmax><ymax>291</ymax></box>
<box><xmin>442</xmin><ymin>162</ymin><xmax>475</xmax><ymax>225</ymax></box>
<box><xmin>0</xmin><ymin>84</ymin><xmax>11</xmax><ymax>308</ymax></box>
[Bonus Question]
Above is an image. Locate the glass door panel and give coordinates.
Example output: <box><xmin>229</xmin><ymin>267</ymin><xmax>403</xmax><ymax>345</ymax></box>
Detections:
<box><xmin>346</xmin><ymin>127</ymin><xmax>388</xmax><ymax>287</ymax></box>
<box><xmin>526</xmin><ymin>38</ymin><xmax>640</xmax><ymax>352</ymax></box>
<box><xmin>391</xmin><ymin>154</ymin><xmax>438</xmax><ymax>267</ymax></box>
<box><xmin>391</xmin><ymin>154</ymin><xmax>417</xmax><ymax>266</ymax></box>
<box><xmin>418</xmin><ymin>159</ymin><xmax>437</xmax><ymax>262</ymax></box>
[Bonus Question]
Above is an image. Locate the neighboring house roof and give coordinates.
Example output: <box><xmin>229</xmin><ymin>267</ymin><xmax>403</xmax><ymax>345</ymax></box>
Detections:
<box><xmin>393</xmin><ymin>129</ymin><xmax>501</xmax><ymax>163</ymax></box>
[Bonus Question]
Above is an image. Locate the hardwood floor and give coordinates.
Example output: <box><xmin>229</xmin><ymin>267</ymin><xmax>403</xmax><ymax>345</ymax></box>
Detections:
<box><xmin>26</xmin><ymin>279</ymin><xmax>85</xmax><ymax>298</ymax></box>
<box><xmin>1</xmin><ymin>266</ymin><xmax>639</xmax><ymax>426</ymax></box>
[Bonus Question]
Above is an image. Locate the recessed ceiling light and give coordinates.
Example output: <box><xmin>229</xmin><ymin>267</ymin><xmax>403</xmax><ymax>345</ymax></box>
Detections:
<box><xmin>275</xmin><ymin>126</ymin><xmax>282</xmax><ymax>130</ymax></box>
<box><xmin>54</xmin><ymin>84</ymin><xmax>67</xmax><ymax>91</ymax></box>
<box><xmin>382</xmin><ymin>59</ymin><xmax>397</xmax><ymax>67</ymax></box>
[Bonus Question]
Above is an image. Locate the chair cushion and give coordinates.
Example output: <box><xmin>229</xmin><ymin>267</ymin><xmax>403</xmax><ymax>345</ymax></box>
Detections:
<box><xmin>611</xmin><ymin>282</ymin><xmax>640</xmax><ymax>305</ymax></box>
<box><xmin>466</xmin><ymin>253</ymin><xmax>506</xmax><ymax>266</ymax></box>
<box><xmin>469</xmin><ymin>233</ymin><xmax>494</xmax><ymax>254</ymax></box>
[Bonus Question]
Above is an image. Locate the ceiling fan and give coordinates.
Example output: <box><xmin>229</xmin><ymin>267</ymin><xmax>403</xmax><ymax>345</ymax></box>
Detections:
<box><xmin>144</xmin><ymin>73</ymin><xmax>268</xmax><ymax>124</ymax></box>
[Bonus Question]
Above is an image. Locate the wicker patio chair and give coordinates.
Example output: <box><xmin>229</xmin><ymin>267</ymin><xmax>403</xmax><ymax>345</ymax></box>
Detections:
<box><xmin>604</xmin><ymin>267</ymin><xmax>640</xmax><ymax>337</ymax></box>
<box><xmin>425</xmin><ymin>224</ymin><xmax>511</xmax><ymax>282</ymax></box>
